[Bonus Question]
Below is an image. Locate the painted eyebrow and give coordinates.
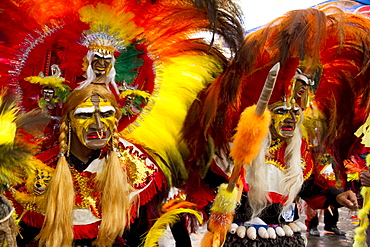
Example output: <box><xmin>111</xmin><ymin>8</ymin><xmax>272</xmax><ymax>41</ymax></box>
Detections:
<box><xmin>100</xmin><ymin>106</ymin><xmax>116</xmax><ymax>113</ymax></box>
<box><xmin>273</xmin><ymin>106</ymin><xmax>288</xmax><ymax>111</ymax></box>
<box><xmin>73</xmin><ymin>106</ymin><xmax>116</xmax><ymax>115</ymax></box>
<box><xmin>74</xmin><ymin>107</ymin><xmax>95</xmax><ymax>115</ymax></box>
<box><xmin>94</xmin><ymin>52</ymin><xmax>112</xmax><ymax>59</ymax></box>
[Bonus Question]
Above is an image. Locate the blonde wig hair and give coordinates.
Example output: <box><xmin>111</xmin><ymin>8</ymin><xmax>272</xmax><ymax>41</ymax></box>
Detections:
<box><xmin>38</xmin><ymin>84</ymin><xmax>135</xmax><ymax>246</ymax></box>
<box><xmin>247</xmin><ymin>109</ymin><xmax>304</xmax><ymax>220</ymax></box>
<box><xmin>280</xmin><ymin>110</ymin><xmax>304</xmax><ymax>214</ymax></box>
<box><xmin>246</xmin><ymin>132</ymin><xmax>271</xmax><ymax>219</ymax></box>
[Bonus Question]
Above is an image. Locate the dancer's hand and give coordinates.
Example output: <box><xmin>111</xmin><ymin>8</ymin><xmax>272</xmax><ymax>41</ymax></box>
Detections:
<box><xmin>336</xmin><ymin>190</ymin><xmax>358</xmax><ymax>210</ymax></box>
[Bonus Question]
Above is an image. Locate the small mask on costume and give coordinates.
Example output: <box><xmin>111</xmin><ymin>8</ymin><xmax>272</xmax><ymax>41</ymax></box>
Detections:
<box><xmin>292</xmin><ymin>68</ymin><xmax>313</xmax><ymax>98</ymax></box>
<box><xmin>290</xmin><ymin>68</ymin><xmax>315</xmax><ymax>109</ymax></box>
<box><xmin>269</xmin><ymin>100</ymin><xmax>301</xmax><ymax>140</ymax></box>
<box><xmin>91</xmin><ymin>52</ymin><xmax>112</xmax><ymax>77</ymax></box>
<box><xmin>42</xmin><ymin>86</ymin><xmax>55</xmax><ymax>102</ymax></box>
<box><xmin>69</xmin><ymin>94</ymin><xmax>116</xmax><ymax>149</ymax></box>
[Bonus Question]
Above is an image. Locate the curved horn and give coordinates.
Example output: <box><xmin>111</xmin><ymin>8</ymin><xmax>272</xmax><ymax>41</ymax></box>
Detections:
<box><xmin>255</xmin><ymin>62</ymin><xmax>280</xmax><ymax>117</ymax></box>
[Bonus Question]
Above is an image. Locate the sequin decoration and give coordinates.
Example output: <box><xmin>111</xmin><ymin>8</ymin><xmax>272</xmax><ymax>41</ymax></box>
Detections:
<box><xmin>118</xmin><ymin>144</ymin><xmax>158</xmax><ymax>190</ymax></box>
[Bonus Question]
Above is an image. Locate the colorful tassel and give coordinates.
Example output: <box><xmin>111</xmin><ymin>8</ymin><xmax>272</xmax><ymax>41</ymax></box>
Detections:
<box><xmin>201</xmin><ymin>183</ymin><xmax>239</xmax><ymax>247</ymax></box>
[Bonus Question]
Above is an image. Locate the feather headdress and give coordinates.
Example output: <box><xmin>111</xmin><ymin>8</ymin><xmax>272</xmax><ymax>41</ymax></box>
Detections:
<box><xmin>182</xmin><ymin>7</ymin><xmax>341</xmax><ymax>170</ymax></box>
<box><xmin>0</xmin><ymin>0</ymin><xmax>245</xmax><ymax>188</ymax></box>
<box><xmin>311</xmin><ymin>9</ymin><xmax>370</xmax><ymax>182</ymax></box>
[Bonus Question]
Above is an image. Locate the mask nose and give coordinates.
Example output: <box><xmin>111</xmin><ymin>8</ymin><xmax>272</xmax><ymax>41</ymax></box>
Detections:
<box><xmin>289</xmin><ymin>110</ymin><xmax>297</xmax><ymax>123</ymax></box>
<box><xmin>94</xmin><ymin>112</ymin><xmax>104</xmax><ymax>130</ymax></box>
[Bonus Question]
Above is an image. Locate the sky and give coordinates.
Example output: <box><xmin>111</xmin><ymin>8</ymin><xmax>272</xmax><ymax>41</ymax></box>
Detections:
<box><xmin>238</xmin><ymin>0</ymin><xmax>353</xmax><ymax>30</ymax></box>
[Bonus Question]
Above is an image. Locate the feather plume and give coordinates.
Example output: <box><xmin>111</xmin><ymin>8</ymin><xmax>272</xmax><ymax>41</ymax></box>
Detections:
<box><xmin>182</xmin><ymin>7</ymin><xmax>338</xmax><ymax>164</ymax></box>
<box><xmin>122</xmin><ymin>54</ymin><xmax>224</xmax><ymax>186</ymax></box>
<box><xmin>201</xmin><ymin>183</ymin><xmax>238</xmax><ymax>247</ymax></box>
<box><xmin>143</xmin><ymin>208</ymin><xmax>202</xmax><ymax>247</ymax></box>
<box><xmin>0</xmin><ymin>91</ymin><xmax>45</xmax><ymax>191</ymax></box>
<box><xmin>311</xmin><ymin>11</ymin><xmax>370</xmax><ymax>181</ymax></box>
<box><xmin>0</xmin><ymin>0</ymin><xmax>244</xmax><ymax>189</ymax></box>
<box><xmin>230</xmin><ymin>105</ymin><xmax>271</xmax><ymax>167</ymax></box>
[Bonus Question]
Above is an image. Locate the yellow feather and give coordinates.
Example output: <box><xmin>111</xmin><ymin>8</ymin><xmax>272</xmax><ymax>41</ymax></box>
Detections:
<box><xmin>354</xmin><ymin>154</ymin><xmax>370</xmax><ymax>247</ymax></box>
<box><xmin>79</xmin><ymin>3</ymin><xmax>143</xmax><ymax>46</ymax></box>
<box><xmin>0</xmin><ymin>95</ymin><xmax>18</xmax><ymax>145</ymax></box>
<box><xmin>354</xmin><ymin>186</ymin><xmax>370</xmax><ymax>247</ymax></box>
<box><xmin>24</xmin><ymin>76</ymin><xmax>66</xmax><ymax>90</ymax></box>
<box><xmin>120</xmin><ymin>90</ymin><xmax>151</xmax><ymax>99</ymax></box>
<box><xmin>211</xmin><ymin>183</ymin><xmax>239</xmax><ymax>214</ymax></box>
<box><xmin>121</xmin><ymin>54</ymin><xmax>223</xmax><ymax>185</ymax></box>
<box><xmin>143</xmin><ymin>208</ymin><xmax>202</xmax><ymax>247</ymax></box>
<box><xmin>355</xmin><ymin>114</ymin><xmax>370</xmax><ymax>147</ymax></box>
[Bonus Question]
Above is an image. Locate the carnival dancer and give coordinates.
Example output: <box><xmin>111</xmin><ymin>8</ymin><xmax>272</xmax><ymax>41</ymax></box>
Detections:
<box><xmin>8</xmin><ymin>84</ymin><xmax>168</xmax><ymax>246</ymax></box>
<box><xmin>0</xmin><ymin>0</ymin><xmax>245</xmax><ymax>246</ymax></box>
<box><xmin>223</xmin><ymin>97</ymin><xmax>357</xmax><ymax>246</ymax></box>
<box><xmin>181</xmin><ymin>6</ymin><xmax>370</xmax><ymax>247</ymax></box>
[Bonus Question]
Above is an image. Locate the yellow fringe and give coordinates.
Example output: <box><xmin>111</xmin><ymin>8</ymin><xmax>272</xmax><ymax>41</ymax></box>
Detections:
<box><xmin>354</xmin><ymin>186</ymin><xmax>370</xmax><ymax>247</ymax></box>
<box><xmin>355</xmin><ymin>114</ymin><xmax>370</xmax><ymax>147</ymax></box>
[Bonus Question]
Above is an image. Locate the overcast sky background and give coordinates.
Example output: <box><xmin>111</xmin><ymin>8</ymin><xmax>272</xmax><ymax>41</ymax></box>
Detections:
<box><xmin>238</xmin><ymin>0</ymin><xmax>333</xmax><ymax>30</ymax></box>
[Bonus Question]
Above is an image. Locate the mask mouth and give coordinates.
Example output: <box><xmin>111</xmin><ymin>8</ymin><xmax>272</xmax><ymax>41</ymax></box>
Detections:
<box><xmin>94</xmin><ymin>67</ymin><xmax>106</xmax><ymax>75</ymax></box>
<box><xmin>281</xmin><ymin>124</ymin><xmax>294</xmax><ymax>131</ymax></box>
<box><xmin>87</xmin><ymin>131</ymin><xmax>107</xmax><ymax>140</ymax></box>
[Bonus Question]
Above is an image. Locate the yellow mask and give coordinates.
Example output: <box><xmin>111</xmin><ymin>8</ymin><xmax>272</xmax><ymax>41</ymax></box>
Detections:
<box><xmin>269</xmin><ymin>100</ymin><xmax>301</xmax><ymax>140</ymax></box>
<box><xmin>69</xmin><ymin>95</ymin><xmax>116</xmax><ymax>149</ymax></box>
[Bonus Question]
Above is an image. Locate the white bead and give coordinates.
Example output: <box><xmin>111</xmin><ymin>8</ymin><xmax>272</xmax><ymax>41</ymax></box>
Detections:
<box><xmin>236</xmin><ymin>225</ymin><xmax>246</xmax><ymax>238</ymax></box>
<box><xmin>267</xmin><ymin>227</ymin><xmax>276</xmax><ymax>239</ymax></box>
<box><xmin>282</xmin><ymin>224</ymin><xmax>294</xmax><ymax>237</ymax></box>
<box><xmin>294</xmin><ymin>221</ymin><xmax>307</xmax><ymax>232</ymax></box>
<box><xmin>247</xmin><ymin>226</ymin><xmax>257</xmax><ymax>240</ymax></box>
<box><xmin>258</xmin><ymin>227</ymin><xmax>269</xmax><ymax>239</ymax></box>
<box><xmin>275</xmin><ymin>226</ymin><xmax>285</xmax><ymax>237</ymax></box>
<box><xmin>288</xmin><ymin>222</ymin><xmax>301</xmax><ymax>232</ymax></box>
<box><xmin>229</xmin><ymin>223</ymin><xmax>238</xmax><ymax>234</ymax></box>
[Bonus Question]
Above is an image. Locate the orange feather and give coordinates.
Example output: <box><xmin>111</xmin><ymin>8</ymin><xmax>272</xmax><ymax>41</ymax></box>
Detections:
<box><xmin>230</xmin><ymin>105</ymin><xmax>271</xmax><ymax>167</ymax></box>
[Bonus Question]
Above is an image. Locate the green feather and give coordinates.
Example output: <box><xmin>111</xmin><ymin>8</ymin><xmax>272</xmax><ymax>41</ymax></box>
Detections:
<box><xmin>115</xmin><ymin>43</ymin><xmax>144</xmax><ymax>84</ymax></box>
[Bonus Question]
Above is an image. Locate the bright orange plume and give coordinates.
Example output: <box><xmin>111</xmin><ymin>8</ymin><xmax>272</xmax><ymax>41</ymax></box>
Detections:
<box><xmin>230</xmin><ymin>105</ymin><xmax>271</xmax><ymax>166</ymax></box>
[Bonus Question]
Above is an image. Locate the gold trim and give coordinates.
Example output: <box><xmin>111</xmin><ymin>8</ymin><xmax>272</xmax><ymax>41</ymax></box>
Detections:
<box><xmin>269</xmin><ymin>139</ymin><xmax>284</xmax><ymax>154</ymax></box>
<box><xmin>266</xmin><ymin>158</ymin><xmax>286</xmax><ymax>173</ymax></box>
